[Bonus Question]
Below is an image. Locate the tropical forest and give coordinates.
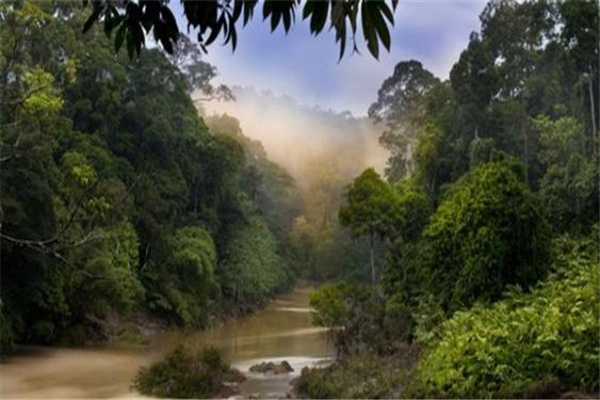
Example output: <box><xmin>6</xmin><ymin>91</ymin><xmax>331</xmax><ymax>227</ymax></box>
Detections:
<box><xmin>0</xmin><ymin>0</ymin><xmax>598</xmax><ymax>399</ymax></box>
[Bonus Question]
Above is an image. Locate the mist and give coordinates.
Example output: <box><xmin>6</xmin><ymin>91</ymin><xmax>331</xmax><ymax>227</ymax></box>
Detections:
<box><xmin>203</xmin><ymin>87</ymin><xmax>389</xmax><ymax>189</ymax></box>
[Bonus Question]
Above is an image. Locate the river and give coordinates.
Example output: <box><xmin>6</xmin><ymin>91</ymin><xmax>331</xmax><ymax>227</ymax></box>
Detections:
<box><xmin>0</xmin><ymin>286</ymin><xmax>333</xmax><ymax>399</ymax></box>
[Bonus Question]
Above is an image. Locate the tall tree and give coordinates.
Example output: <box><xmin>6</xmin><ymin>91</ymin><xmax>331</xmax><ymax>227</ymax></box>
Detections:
<box><xmin>368</xmin><ymin>61</ymin><xmax>440</xmax><ymax>181</ymax></box>
<box><xmin>559</xmin><ymin>0</ymin><xmax>599</xmax><ymax>156</ymax></box>
<box><xmin>166</xmin><ymin>35</ymin><xmax>234</xmax><ymax>104</ymax></box>
<box><xmin>339</xmin><ymin>168</ymin><xmax>402</xmax><ymax>288</ymax></box>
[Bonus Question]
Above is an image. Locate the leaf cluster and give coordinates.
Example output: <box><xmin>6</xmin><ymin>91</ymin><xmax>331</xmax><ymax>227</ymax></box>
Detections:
<box><xmin>82</xmin><ymin>0</ymin><xmax>398</xmax><ymax>60</ymax></box>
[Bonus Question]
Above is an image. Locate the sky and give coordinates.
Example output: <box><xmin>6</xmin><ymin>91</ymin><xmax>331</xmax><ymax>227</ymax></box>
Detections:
<box><xmin>172</xmin><ymin>1</ymin><xmax>487</xmax><ymax>117</ymax></box>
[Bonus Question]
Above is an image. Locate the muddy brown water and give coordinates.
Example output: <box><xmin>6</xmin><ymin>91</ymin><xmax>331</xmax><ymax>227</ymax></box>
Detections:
<box><xmin>0</xmin><ymin>286</ymin><xmax>333</xmax><ymax>399</ymax></box>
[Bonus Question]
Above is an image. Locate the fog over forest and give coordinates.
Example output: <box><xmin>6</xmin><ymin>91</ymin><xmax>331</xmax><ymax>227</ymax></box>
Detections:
<box><xmin>204</xmin><ymin>87</ymin><xmax>389</xmax><ymax>189</ymax></box>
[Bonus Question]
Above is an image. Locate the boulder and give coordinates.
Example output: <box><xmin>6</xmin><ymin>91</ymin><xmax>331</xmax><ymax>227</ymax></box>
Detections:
<box><xmin>249</xmin><ymin>360</ymin><xmax>294</xmax><ymax>374</ymax></box>
<box><xmin>280</xmin><ymin>361</ymin><xmax>294</xmax><ymax>373</ymax></box>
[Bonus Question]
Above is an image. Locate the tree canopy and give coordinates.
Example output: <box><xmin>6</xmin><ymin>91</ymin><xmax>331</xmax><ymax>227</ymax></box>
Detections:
<box><xmin>339</xmin><ymin>168</ymin><xmax>402</xmax><ymax>286</ymax></box>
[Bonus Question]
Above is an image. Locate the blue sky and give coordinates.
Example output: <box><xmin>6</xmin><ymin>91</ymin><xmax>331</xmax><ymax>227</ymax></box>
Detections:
<box><xmin>172</xmin><ymin>1</ymin><xmax>487</xmax><ymax>116</ymax></box>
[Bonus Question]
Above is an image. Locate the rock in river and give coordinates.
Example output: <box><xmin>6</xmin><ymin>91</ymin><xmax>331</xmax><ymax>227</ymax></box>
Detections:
<box><xmin>249</xmin><ymin>360</ymin><xmax>294</xmax><ymax>374</ymax></box>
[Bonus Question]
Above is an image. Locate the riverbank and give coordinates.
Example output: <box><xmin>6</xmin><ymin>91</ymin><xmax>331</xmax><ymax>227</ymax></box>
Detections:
<box><xmin>84</xmin><ymin>282</ymin><xmax>320</xmax><ymax>348</ymax></box>
<box><xmin>291</xmin><ymin>345</ymin><xmax>421</xmax><ymax>399</ymax></box>
<box><xmin>292</xmin><ymin>351</ymin><xmax>598</xmax><ymax>400</ymax></box>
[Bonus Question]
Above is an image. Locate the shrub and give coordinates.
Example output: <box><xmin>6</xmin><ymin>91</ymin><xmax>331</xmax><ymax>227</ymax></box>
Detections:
<box><xmin>383</xmin><ymin>294</ymin><xmax>414</xmax><ymax>342</ymax></box>
<box><xmin>133</xmin><ymin>345</ymin><xmax>245</xmax><ymax>398</ymax></box>
<box><xmin>309</xmin><ymin>283</ymin><xmax>386</xmax><ymax>355</ymax></box>
<box><xmin>294</xmin><ymin>352</ymin><xmax>415</xmax><ymax>399</ymax></box>
<box><xmin>416</xmin><ymin>237</ymin><xmax>599</xmax><ymax>398</ymax></box>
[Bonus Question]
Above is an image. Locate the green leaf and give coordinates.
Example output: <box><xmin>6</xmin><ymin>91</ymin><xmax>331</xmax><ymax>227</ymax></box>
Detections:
<box><xmin>379</xmin><ymin>1</ymin><xmax>394</xmax><ymax>24</ymax></box>
<box><xmin>283</xmin><ymin>8</ymin><xmax>291</xmax><ymax>32</ymax></box>
<box><xmin>115</xmin><ymin>23</ymin><xmax>126</xmax><ymax>52</ymax></box>
<box><xmin>243</xmin><ymin>1</ymin><xmax>258</xmax><ymax>25</ymax></box>
<box><xmin>309</xmin><ymin>1</ymin><xmax>329</xmax><ymax>34</ymax></box>
<box><xmin>161</xmin><ymin>7</ymin><xmax>180</xmax><ymax>39</ymax></box>
<box><xmin>126</xmin><ymin>30</ymin><xmax>135</xmax><ymax>59</ymax></box>
<box><xmin>361</xmin><ymin>2</ymin><xmax>379</xmax><ymax>59</ymax></box>
<box><xmin>302</xmin><ymin>0</ymin><xmax>314</xmax><ymax>20</ymax></box>
<box><xmin>263</xmin><ymin>1</ymin><xmax>272</xmax><ymax>20</ymax></box>
<box><xmin>204</xmin><ymin>23</ymin><xmax>222</xmax><ymax>46</ymax></box>
<box><xmin>231</xmin><ymin>22</ymin><xmax>238</xmax><ymax>50</ymax></box>
<box><xmin>271</xmin><ymin>9</ymin><xmax>282</xmax><ymax>32</ymax></box>
<box><xmin>371</xmin><ymin>3</ymin><xmax>391</xmax><ymax>51</ymax></box>
<box><xmin>83</xmin><ymin>3</ymin><xmax>103</xmax><ymax>33</ymax></box>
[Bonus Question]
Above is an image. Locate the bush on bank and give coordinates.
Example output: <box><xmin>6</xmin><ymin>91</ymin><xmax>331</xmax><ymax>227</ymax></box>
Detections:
<box><xmin>294</xmin><ymin>349</ymin><xmax>418</xmax><ymax>399</ymax></box>
<box><xmin>133</xmin><ymin>345</ymin><xmax>245</xmax><ymax>399</ymax></box>
<box><xmin>416</xmin><ymin>237</ymin><xmax>599</xmax><ymax>398</ymax></box>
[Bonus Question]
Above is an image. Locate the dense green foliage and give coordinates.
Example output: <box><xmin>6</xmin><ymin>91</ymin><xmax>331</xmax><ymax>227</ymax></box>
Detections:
<box><xmin>145</xmin><ymin>227</ymin><xmax>216</xmax><ymax>326</ymax></box>
<box><xmin>309</xmin><ymin>282</ymin><xmax>387</xmax><ymax>355</ymax></box>
<box><xmin>0</xmin><ymin>2</ymin><xmax>300</xmax><ymax>352</ymax></box>
<box><xmin>423</xmin><ymin>159</ymin><xmax>550</xmax><ymax>310</ymax></box>
<box><xmin>417</xmin><ymin>237</ymin><xmax>599</xmax><ymax>398</ymax></box>
<box><xmin>339</xmin><ymin>169</ymin><xmax>402</xmax><ymax>241</ymax></box>
<box><xmin>220</xmin><ymin>216</ymin><xmax>288</xmax><ymax>305</ymax></box>
<box><xmin>535</xmin><ymin>116</ymin><xmax>599</xmax><ymax>235</ymax></box>
<box><xmin>134</xmin><ymin>346</ymin><xmax>245</xmax><ymax>399</ymax></box>
<box><xmin>307</xmin><ymin>1</ymin><xmax>599</xmax><ymax>398</ymax></box>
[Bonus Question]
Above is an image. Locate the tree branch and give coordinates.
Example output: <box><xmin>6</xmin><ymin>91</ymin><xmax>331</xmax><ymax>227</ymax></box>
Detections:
<box><xmin>0</xmin><ymin>233</ymin><xmax>106</xmax><ymax>280</ymax></box>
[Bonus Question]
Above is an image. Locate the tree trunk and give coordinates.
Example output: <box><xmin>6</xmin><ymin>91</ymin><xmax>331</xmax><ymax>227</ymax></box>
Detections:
<box><xmin>522</xmin><ymin>120</ymin><xmax>529</xmax><ymax>183</ymax></box>
<box><xmin>588</xmin><ymin>79</ymin><xmax>597</xmax><ymax>156</ymax></box>
<box><xmin>370</xmin><ymin>233</ymin><xmax>376</xmax><ymax>289</ymax></box>
<box><xmin>194</xmin><ymin>184</ymin><xmax>199</xmax><ymax>214</ymax></box>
